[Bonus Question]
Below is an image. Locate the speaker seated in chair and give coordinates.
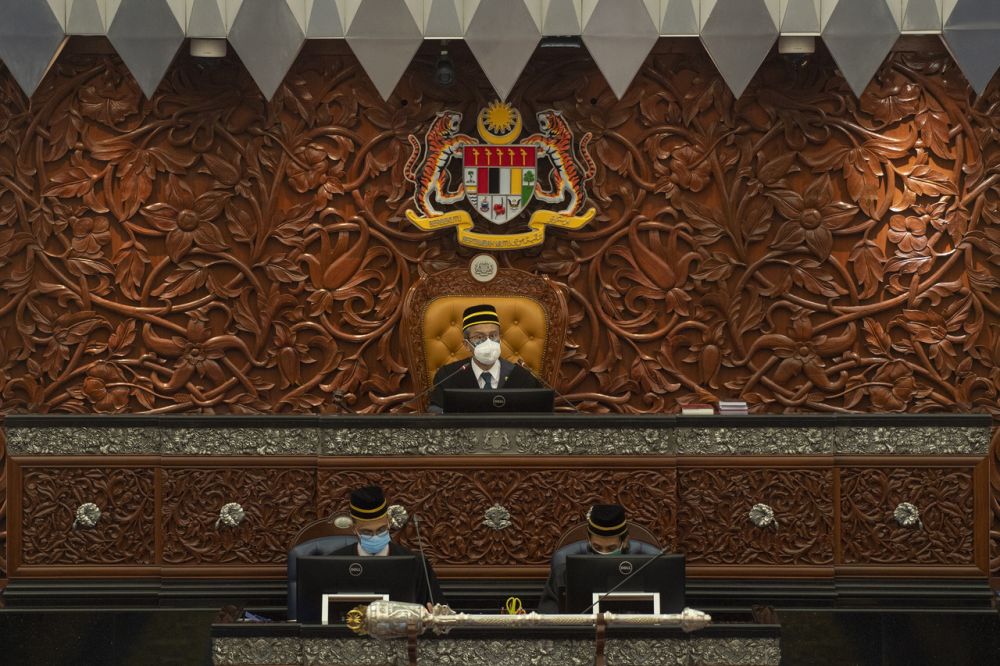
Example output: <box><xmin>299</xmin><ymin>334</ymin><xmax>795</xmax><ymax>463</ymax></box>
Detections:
<box><xmin>537</xmin><ymin>504</ymin><xmax>663</xmax><ymax>614</ymax></box>
<box><xmin>401</xmin><ymin>267</ymin><xmax>568</xmax><ymax>413</ymax></box>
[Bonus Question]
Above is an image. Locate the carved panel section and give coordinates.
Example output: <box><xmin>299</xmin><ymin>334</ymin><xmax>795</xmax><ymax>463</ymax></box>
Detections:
<box><xmin>676</xmin><ymin>468</ymin><xmax>834</xmax><ymax>565</ymax></box>
<box><xmin>161</xmin><ymin>467</ymin><xmax>315</xmax><ymax>564</ymax></box>
<box><xmin>317</xmin><ymin>466</ymin><xmax>676</xmax><ymax>567</ymax></box>
<box><xmin>840</xmin><ymin>467</ymin><xmax>975</xmax><ymax>565</ymax></box>
<box><xmin>20</xmin><ymin>466</ymin><xmax>155</xmax><ymax>565</ymax></box>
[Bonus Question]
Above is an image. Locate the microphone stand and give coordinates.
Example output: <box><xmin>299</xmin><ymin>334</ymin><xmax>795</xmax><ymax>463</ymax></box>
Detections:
<box><xmin>579</xmin><ymin>548</ymin><xmax>668</xmax><ymax>614</ymax></box>
<box><xmin>412</xmin><ymin>515</ymin><xmax>436</xmax><ymax>608</ymax></box>
<box><xmin>405</xmin><ymin>362</ymin><xmax>470</xmax><ymax>411</ymax></box>
<box><xmin>515</xmin><ymin>359</ymin><xmax>583</xmax><ymax>413</ymax></box>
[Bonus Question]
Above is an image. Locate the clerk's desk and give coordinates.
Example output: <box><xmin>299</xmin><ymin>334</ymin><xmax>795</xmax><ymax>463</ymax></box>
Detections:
<box><xmin>211</xmin><ymin>614</ymin><xmax>781</xmax><ymax>666</ymax></box>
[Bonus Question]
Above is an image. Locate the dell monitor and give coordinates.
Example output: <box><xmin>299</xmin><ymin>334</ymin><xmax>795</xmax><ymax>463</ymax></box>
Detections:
<box><xmin>442</xmin><ymin>388</ymin><xmax>554</xmax><ymax>413</ymax></box>
<box><xmin>564</xmin><ymin>554</ymin><xmax>685</xmax><ymax>615</ymax></box>
<box><xmin>295</xmin><ymin>555</ymin><xmax>418</xmax><ymax>624</ymax></box>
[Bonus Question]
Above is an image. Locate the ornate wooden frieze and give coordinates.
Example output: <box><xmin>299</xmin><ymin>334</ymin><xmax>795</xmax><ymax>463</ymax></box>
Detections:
<box><xmin>676</xmin><ymin>468</ymin><xmax>835</xmax><ymax>565</ymax></box>
<box><xmin>19</xmin><ymin>466</ymin><xmax>155</xmax><ymax>565</ymax></box>
<box><xmin>839</xmin><ymin>467</ymin><xmax>976</xmax><ymax>565</ymax></box>
<box><xmin>316</xmin><ymin>466</ymin><xmax>677</xmax><ymax>567</ymax></box>
<box><xmin>161</xmin><ymin>467</ymin><xmax>316</xmax><ymax>565</ymax></box>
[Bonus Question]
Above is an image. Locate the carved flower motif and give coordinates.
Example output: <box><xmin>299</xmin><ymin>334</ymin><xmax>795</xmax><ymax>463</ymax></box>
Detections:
<box><xmin>141</xmin><ymin>177</ymin><xmax>229</xmax><ymax>262</ymax></box>
<box><xmin>73</xmin><ymin>502</ymin><xmax>102</xmax><ymax>529</ymax></box>
<box><xmin>747</xmin><ymin>315</ymin><xmax>854</xmax><ymax>391</ymax></box>
<box><xmin>888</xmin><ymin>214</ymin><xmax>928</xmax><ymax>252</ymax></box>
<box><xmin>286</xmin><ymin>137</ymin><xmax>351</xmax><ymax>208</ymax></box>
<box><xmin>870</xmin><ymin>361</ymin><xmax>916</xmax><ymax>412</ymax></box>
<box><xmin>82</xmin><ymin>362</ymin><xmax>130</xmax><ymax>413</ymax></box>
<box><xmin>142</xmin><ymin>318</ymin><xmax>256</xmax><ymax>391</ymax></box>
<box><xmin>669</xmin><ymin>146</ymin><xmax>712</xmax><ymax>193</ymax></box>
<box><xmin>270</xmin><ymin>322</ymin><xmax>311</xmax><ymax>389</ymax></box>
<box><xmin>771</xmin><ymin>175</ymin><xmax>858</xmax><ymax>259</ymax></box>
<box><xmin>482</xmin><ymin>504</ymin><xmax>512</xmax><ymax>531</ymax></box>
<box><xmin>69</xmin><ymin>214</ymin><xmax>111</xmax><ymax>256</ymax></box>
<box><xmin>861</xmin><ymin>73</ymin><xmax>921</xmax><ymax>124</ymax></box>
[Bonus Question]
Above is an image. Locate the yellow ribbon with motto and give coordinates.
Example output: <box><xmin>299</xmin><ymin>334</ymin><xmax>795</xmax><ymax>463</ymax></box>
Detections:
<box><xmin>406</xmin><ymin>208</ymin><xmax>596</xmax><ymax>251</ymax></box>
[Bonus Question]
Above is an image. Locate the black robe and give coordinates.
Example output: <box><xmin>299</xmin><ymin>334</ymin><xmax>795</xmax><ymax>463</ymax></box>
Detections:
<box><xmin>428</xmin><ymin>358</ymin><xmax>543</xmax><ymax>412</ymax></box>
<box><xmin>329</xmin><ymin>541</ymin><xmax>445</xmax><ymax>608</ymax></box>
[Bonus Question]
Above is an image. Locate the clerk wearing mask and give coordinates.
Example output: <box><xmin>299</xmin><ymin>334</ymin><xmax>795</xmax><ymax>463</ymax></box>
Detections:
<box><xmin>329</xmin><ymin>485</ymin><xmax>444</xmax><ymax>608</ymax></box>
<box><xmin>536</xmin><ymin>504</ymin><xmax>660</xmax><ymax>614</ymax></box>
<box><xmin>428</xmin><ymin>303</ymin><xmax>542</xmax><ymax>413</ymax></box>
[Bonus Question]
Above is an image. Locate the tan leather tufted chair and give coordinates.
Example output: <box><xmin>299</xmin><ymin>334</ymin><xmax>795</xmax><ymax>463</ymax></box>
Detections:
<box><xmin>402</xmin><ymin>267</ymin><xmax>569</xmax><ymax>408</ymax></box>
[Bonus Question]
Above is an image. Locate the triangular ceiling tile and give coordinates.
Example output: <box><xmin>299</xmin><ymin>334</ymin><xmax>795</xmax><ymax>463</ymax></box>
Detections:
<box><xmin>542</xmin><ymin>0</ymin><xmax>581</xmax><ymax>36</ymax></box>
<box><xmin>229</xmin><ymin>0</ymin><xmax>306</xmax><ymax>100</ymax></box>
<box><xmin>465</xmin><ymin>0</ymin><xmax>541</xmax><ymax>100</ymax></box>
<box><xmin>943</xmin><ymin>0</ymin><xmax>1000</xmax><ymax>95</ymax></box>
<box><xmin>306</xmin><ymin>0</ymin><xmax>345</xmax><ymax>38</ymax></box>
<box><xmin>582</xmin><ymin>0</ymin><xmax>658</xmax><ymax>99</ymax></box>
<box><xmin>822</xmin><ymin>0</ymin><xmax>900</xmax><ymax>97</ymax></box>
<box><xmin>425</xmin><ymin>0</ymin><xmax>464</xmax><ymax>38</ymax></box>
<box><xmin>700</xmin><ymin>0</ymin><xmax>778</xmax><ymax>98</ymax></box>
<box><xmin>660</xmin><ymin>0</ymin><xmax>698</xmax><ymax>36</ymax></box>
<box><xmin>107</xmin><ymin>0</ymin><xmax>185</xmax><ymax>98</ymax></box>
<box><xmin>67</xmin><ymin>0</ymin><xmax>108</xmax><ymax>35</ymax></box>
<box><xmin>188</xmin><ymin>0</ymin><xmax>227</xmax><ymax>38</ymax></box>
<box><xmin>902</xmin><ymin>0</ymin><xmax>942</xmax><ymax>31</ymax></box>
<box><xmin>345</xmin><ymin>0</ymin><xmax>423</xmax><ymax>100</ymax></box>
<box><xmin>781</xmin><ymin>0</ymin><xmax>821</xmax><ymax>34</ymax></box>
<box><xmin>0</xmin><ymin>0</ymin><xmax>66</xmax><ymax>96</ymax></box>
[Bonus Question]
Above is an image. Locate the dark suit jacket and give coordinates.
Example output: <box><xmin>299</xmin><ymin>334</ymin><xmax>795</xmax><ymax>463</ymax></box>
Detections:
<box><xmin>428</xmin><ymin>357</ymin><xmax>543</xmax><ymax>412</ymax></box>
<box><xmin>536</xmin><ymin>540</ymin><xmax>662</xmax><ymax>614</ymax></box>
<box><xmin>329</xmin><ymin>541</ymin><xmax>445</xmax><ymax>608</ymax></box>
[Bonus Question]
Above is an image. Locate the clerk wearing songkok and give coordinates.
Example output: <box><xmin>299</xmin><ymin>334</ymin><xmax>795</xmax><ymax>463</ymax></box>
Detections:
<box><xmin>328</xmin><ymin>485</ymin><xmax>444</xmax><ymax>607</ymax></box>
<box><xmin>428</xmin><ymin>303</ymin><xmax>542</xmax><ymax>412</ymax></box>
<box><xmin>537</xmin><ymin>504</ymin><xmax>660</xmax><ymax>614</ymax></box>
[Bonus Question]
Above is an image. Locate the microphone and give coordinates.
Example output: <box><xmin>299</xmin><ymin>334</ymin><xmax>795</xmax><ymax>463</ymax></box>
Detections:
<box><xmin>406</xmin><ymin>362</ymin><xmax>470</xmax><ymax>411</ymax></box>
<box><xmin>412</xmin><ymin>514</ymin><xmax>436</xmax><ymax>608</ymax></box>
<box><xmin>515</xmin><ymin>359</ymin><xmax>582</xmax><ymax>413</ymax></box>
<box><xmin>579</xmin><ymin>547</ymin><xmax>669</xmax><ymax>614</ymax></box>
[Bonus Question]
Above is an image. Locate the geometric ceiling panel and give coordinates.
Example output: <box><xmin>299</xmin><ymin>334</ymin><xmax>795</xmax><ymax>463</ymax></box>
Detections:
<box><xmin>582</xmin><ymin>0</ymin><xmax>659</xmax><ymax>99</ymax></box>
<box><xmin>942</xmin><ymin>0</ymin><xmax>1000</xmax><ymax>95</ymax></box>
<box><xmin>345</xmin><ymin>0</ymin><xmax>424</xmax><ymax>101</ymax></box>
<box><xmin>106</xmin><ymin>0</ymin><xmax>185</xmax><ymax>98</ymax></box>
<box><xmin>542</xmin><ymin>0</ymin><xmax>582</xmax><ymax>36</ymax></box>
<box><xmin>465</xmin><ymin>0</ymin><xmax>542</xmax><ymax>100</ymax></box>
<box><xmin>306</xmin><ymin>0</ymin><xmax>346</xmax><ymax>38</ymax></box>
<box><xmin>0</xmin><ymin>0</ymin><xmax>66</xmax><ymax>96</ymax></box>
<box><xmin>67</xmin><ymin>0</ymin><xmax>109</xmax><ymax>35</ymax></box>
<box><xmin>780</xmin><ymin>0</ymin><xmax>821</xmax><ymax>34</ymax></box>
<box><xmin>187</xmin><ymin>0</ymin><xmax>228</xmax><ymax>38</ymax></box>
<box><xmin>822</xmin><ymin>0</ymin><xmax>901</xmax><ymax>97</ymax></box>
<box><xmin>229</xmin><ymin>0</ymin><xmax>306</xmax><ymax>100</ymax></box>
<box><xmin>700</xmin><ymin>0</ymin><xmax>779</xmax><ymax>98</ymax></box>
<box><xmin>659</xmin><ymin>0</ymin><xmax>699</xmax><ymax>36</ymax></box>
<box><xmin>424</xmin><ymin>0</ymin><xmax>464</xmax><ymax>38</ymax></box>
<box><xmin>902</xmin><ymin>0</ymin><xmax>943</xmax><ymax>32</ymax></box>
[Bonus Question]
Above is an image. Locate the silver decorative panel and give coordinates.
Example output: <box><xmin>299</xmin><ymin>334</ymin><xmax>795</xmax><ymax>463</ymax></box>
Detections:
<box><xmin>465</xmin><ymin>0</ymin><xmax>542</xmax><ymax>100</ymax></box>
<box><xmin>106</xmin><ymin>0</ymin><xmax>186</xmax><ymax>98</ymax></box>
<box><xmin>582</xmin><ymin>0</ymin><xmax>659</xmax><ymax>99</ymax></box>
<box><xmin>902</xmin><ymin>0</ymin><xmax>943</xmax><ymax>32</ymax></box>
<box><xmin>229</xmin><ymin>0</ymin><xmax>306</xmax><ymax>100</ymax></box>
<box><xmin>659</xmin><ymin>0</ymin><xmax>699</xmax><ymax>36</ymax></box>
<box><xmin>822</xmin><ymin>0</ymin><xmax>901</xmax><ymax>97</ymax></box>
<box><xmin>700</xmin><ymin>0</ymin><xmax>778</xmax><ymax>98</ymax></box>
<box><xmin>542</xmin><ymin>0</ymin><xmax>582</xmax><ymax>36</ymax></box>
<box><xmin>67</xmin><ymin>0</ymin><xmax>109</xmax><ymax>35</ymax></box>
<box><xmin>0</xmin><ymin>0</ymin><xmax>67</xmax><ymax>97</ymax></box>
<box><xmin>305</xmin><ymin>0</ymin><xmax>345</xmax><ymax>38</ymax></box>
<box><xmin>345</xmin><ymin>0</ymin><xmax>424</xmax><ymax>100</ymax></box>
<box><xmin>187</xmin><ymin>0</ymin><xmax>228</xmax><ymax>37</ymax></box>
<box><xmin>424</xmin><ymin>0</ymin><xmax>464</xmax><ymax>38</ymax></box>
<box><xmin>780</xmin><ymin>0</ymin><xmax>820</xmax><ymax>34</ymax></box>
<box><xmin>942</xmin><ymin>0</ymin><xmax>1000</xmax><ymax>95</ymax></box>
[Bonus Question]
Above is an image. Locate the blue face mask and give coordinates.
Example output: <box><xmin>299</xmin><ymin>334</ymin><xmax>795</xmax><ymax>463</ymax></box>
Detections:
<box><xmin>358</xmin><ymin>530</ymin><xmax>391</xmax><ymax>554</ymax></box>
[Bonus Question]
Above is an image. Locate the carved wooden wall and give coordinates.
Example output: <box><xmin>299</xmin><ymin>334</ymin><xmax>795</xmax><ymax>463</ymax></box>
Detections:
<box><xmin>0</xmin><ymin>40</ymin><xmax>998</xmax><ymax>580</ymax></box>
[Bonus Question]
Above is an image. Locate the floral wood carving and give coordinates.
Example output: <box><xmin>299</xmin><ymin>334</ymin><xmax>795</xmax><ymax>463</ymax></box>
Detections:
<box><xmin>20</xmin><ymin>466</ymin><xmax>155</xmax><ymax>565</ymax></box>
<box><xmin>676</xmin><ymin>468</ymin><xmax>834</xmax><ymax>565</ymax></box>
<box><xmin>0</xmin><ymin>43</ymin><xmax>998</xmax><ymax>577</ymax></box>
<box><xmin>161</xmin><ymin>467</ymin><xmax>315</xmax><ymax>564</ymax></box>
<box><xmin>840</xmin><ymin>467</ymin><xmax>975</xmax><ymax>565</ymax></box>
<box><xmin>317</xmin><ymin>467</ymin><xmax>676</xmax><ymax>566</ymax></box>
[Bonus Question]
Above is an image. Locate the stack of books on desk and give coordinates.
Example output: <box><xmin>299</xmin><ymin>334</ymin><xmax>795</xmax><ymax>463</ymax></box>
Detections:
<box><xmin>680</xmin><ymin>403</ymin><xmax>715</xmax><ymax>415</ymax></box>
<box><xmin>718</xmin><ymin>400</ymin><xmax>749</xmax><ymax>415</ymax></box>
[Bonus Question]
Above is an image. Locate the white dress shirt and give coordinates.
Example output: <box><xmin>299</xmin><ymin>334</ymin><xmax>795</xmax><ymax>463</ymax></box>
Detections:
<box><xmin>472</xmin><ymin>361</ymin><xmax>501</xmax><ymax>389</ymax></box>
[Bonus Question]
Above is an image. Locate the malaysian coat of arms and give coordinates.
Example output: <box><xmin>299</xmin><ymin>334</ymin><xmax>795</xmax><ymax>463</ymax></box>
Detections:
<box><xmin>404</xmin><ymin>102</ymin><xmax>596</xmax><ymax>251</ymax></box>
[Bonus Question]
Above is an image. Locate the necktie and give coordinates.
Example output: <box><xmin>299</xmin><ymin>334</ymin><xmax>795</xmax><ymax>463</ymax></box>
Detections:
<box><xmin>482</xmin><ymin>374</ymin><xmax>492</xmax><ymax>389</ymax></box>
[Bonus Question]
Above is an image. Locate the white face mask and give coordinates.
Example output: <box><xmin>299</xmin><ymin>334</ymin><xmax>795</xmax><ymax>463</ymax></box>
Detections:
<box><xmin>472</xmin><ymin>338</ymin><xmax>501</xmax><ymax>366</ymax></box>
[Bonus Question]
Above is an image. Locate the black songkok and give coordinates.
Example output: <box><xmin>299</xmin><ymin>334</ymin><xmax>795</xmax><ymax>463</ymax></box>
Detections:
<box><xmin>350</xmin><ymin>485</ymin><xmax>387</xmax><ymax>521</ymax></box>
<box><xmin>588</xmin><ymin>504</ymin><xmax>627</xmax><ymax>538</ymax></box>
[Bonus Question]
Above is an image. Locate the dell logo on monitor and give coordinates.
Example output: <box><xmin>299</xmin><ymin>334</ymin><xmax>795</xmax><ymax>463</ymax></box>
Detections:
<box><xmin>618</xmin><ymin>561</ymin><xmax>633</xmax><ymax>576</ymax></box>
<box><xmin>348</xmin><ymin>563</ymin><xmax>363</xmax><ymax>577</ymax></box>
<box><xmin>492</xmin><ymin>395</ymin><xmax>506</xmax><ymax>408</ymax></box>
